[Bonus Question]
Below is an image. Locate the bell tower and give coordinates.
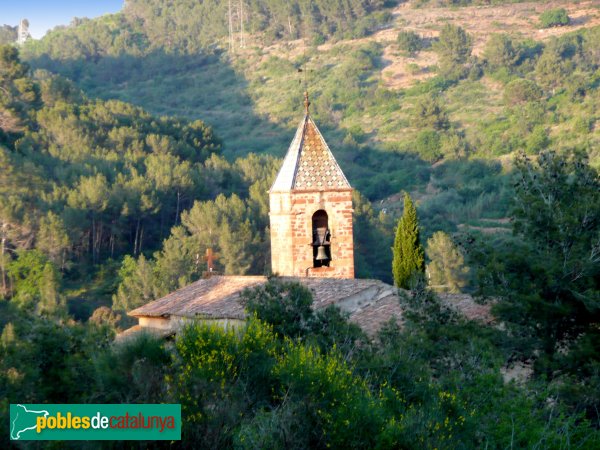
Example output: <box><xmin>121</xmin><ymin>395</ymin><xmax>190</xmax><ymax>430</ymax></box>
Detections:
<box><xmin>269</xmin><ymin>93</ymin><xmax>354</xmax><ymax>278</ymax></box>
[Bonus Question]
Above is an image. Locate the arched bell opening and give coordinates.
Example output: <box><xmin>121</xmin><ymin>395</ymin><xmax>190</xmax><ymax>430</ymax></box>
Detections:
<box><xmin>312</xmin><ymin>210</ymin><xmax>331</xmax><ymax>267</ymax></box>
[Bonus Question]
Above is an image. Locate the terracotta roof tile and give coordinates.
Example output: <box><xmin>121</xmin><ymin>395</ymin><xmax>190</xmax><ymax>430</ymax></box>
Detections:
<box><xmin>127</xmin><ymin>276</ymin><xmax>492</xmax><ymax>338</ymax></box>
<box><xmin>128</xmin><ymin>276</ymin><xmax>266</xmax><ymax>320</ymax></box>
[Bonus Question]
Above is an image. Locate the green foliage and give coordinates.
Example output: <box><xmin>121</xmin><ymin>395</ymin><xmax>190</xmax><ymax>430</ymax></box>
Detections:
<box><xmin>392</xmin><ymin>193</ymin><xmax>425</xmax><ymax>288</ymax></box>
<box><xmin>0</xmin><ymin>45</ymin><xmax>39</xmax><ymax>135</ymax></box>
<box><xmin>3</xmin><ymin>287</ymin><xmax>600</xmax><ymax>448</ymax></box>
<box><xmin>0</xmin><ymin>315</ymin><xmax>113</xmax><ymax>407</ymax></box>
<box><xmin>269</xmin><ymin>342</ymin><xmax>378</xmax><ymax>449</ymax></box>
<box><xmin>472</xmin><ymin>150</ymin><xmax>600</xmax><ymax>379</ymax></box>
<box><xmin>434</xmin><ymin>24</ymin><xmax>472</xmax><ymax>79</ymax></box>
<box><xmin>352</xmin><ymin>191</ymin><xmax>395</xmax><ymax>283</ymax></box>
<box><xmin>539</xmin><ymin>8</ymin><xmax>570</xmax><ymax>29</ymax></box>
<box><xmin>525</xmin><ymin>125</ymin><xmax>550</xmax><ymax>154</ymax></box>
<box><xmin>397</xmin><ymin>30</ymin><xmax>423</xmax><ymax>56</ymax></box>
<box><xmin>1</xmin><ymin>47</ymin><xmax>223</xmax><ymax>278</ymax></box>
<box><xmin>503</xmin><ymin>78</ymin><xmax>543</xmax><ymax>106</ymax></box>
<box><xmin>483</xmin><ymin>33</ymin><xmax>519</xmax><ymax>72</ymax></box>
<box><xmin>534</xmin><ymin>36</ymin><xmax>582</xmax><ymax>91</ymax></box>
<box><xmin>168</xmin><ymin>318</ymin><xmax>279</xmax><ymax>448</ymax></box>
<box><xmin>94</xmin><ymin>333</ymin><xmax>170</xmax><ymax>403</ymax></box>
<box><xmin>242</xmin><ymin>280</ymin><xmax>314</xmax><ymax>339</ymax></box>
<box><xmin>426</xmin><ymin>231</ymin><xmax>469</xmax><ymax>293</ymax></box>
<box><xmin>0</xmin><ymin>25</ymin><xmax>17</xmax><ymax>45</ymax></box>
<box><xmin>5</xmin><ymin>250</ymin><xmax>65</xmax><ymax>316</ymax></box>
<box><xmin>112</xmin><ymin>254</ymin><xmax>157</xmax><ymax>312</ymax></box>
<box><xmin>37</xmin><ymin>211</ymin><xmax>70</xmax><ymax>270</ymax></box>
<box><xmin>411</xmin><ymin>93</ymin><xmax>449</xmax><ymax>130</ymax></box>
<box><xmin>242</xmin><ymin>279</ymin><xmax>367</xmax><ymax>356</ymax></box>
<box><xmin>414</xmin><ymin>129</ymin><xmax>442</xmax><ymax>162</ymax></box>
<box><xmin>21</xmin><ymin>0</ymin><xmax>392</xmax><ymax>61</ymax></box>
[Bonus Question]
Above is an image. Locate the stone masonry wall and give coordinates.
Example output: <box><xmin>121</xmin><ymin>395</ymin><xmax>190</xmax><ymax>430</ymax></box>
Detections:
<box><xmin>270</xmin><ymin>189</ymin><xmax>354</xmax><ymax>278</ymax></box>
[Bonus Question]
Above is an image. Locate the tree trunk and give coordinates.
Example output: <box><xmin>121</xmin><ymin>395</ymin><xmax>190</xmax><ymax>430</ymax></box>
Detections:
<box><xmin>0</xmin><ymin>224</ymin><xmax>6</xmax><ymax>295</ymax></box>
<box><xmin>91</xmin><ymin>216</ymin><xmax>96</xmax><ymax>264</ymax></box>
<box><xmin>138</xmin><ymin>225</ymin><xmax>144</xmax><ymax>255</ymax></box>
<box><xmin>239</xmin><ymin>0</ymin><xmax>245</xmax><ymax>48</ymax></box>
<box><xmin>175</xmin><ymin>190</ymin><xmax>181</xmax><ymax>225</ymax></box>
<box><xmin>95</xmin><ymin>221</ymin><xmax>103</xmax><ymax>262</ymax></box>
<box><xmin>133</xmin><ymin>217</ymin><xmax>141</xmax><ymax>256</ymax></box>
<box><xmin>228</xmin><ymin>0</ymin><xmax>234</xmax><ymax>52</ymax></box>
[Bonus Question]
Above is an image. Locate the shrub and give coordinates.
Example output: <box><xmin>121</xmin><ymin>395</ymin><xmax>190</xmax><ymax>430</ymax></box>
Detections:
<box><xmin>414</xmin><ymin>129</ymin><xmax>442</xmax><ymax>162</ymax></box>
<box><xmin>397</xmin><ymin>30</ymin><xmax>423</xmax><ymax>56</ymax></box>
<box><xmin>241</xmin><ymin>280</ymin><xmax>313</xmax><ymax>339</ymax></box>
<box><xmin>412</xmin><ymin>93</ymin><xmax>449</xmax><ymax>130</ymax></box>
<box><xmin>483</xmin><ymin>34</ymin><xmax>519</xmax><ymax>72</ymax></box>
<box><xmin>434</xmin><ymin>24</ymin><xmax>472</xmax><ymax>79</ymax></box>
<box><xmin>525</xmin><ymin>125</ymin><xmax>550</xmax><ymax>154</ymax></box>
<box><xmin>503</xmin><ymin>78</ymin><xmax>543</xmax><ymax>106</ymax></box>
<box><xmin>539</xmin><ymin>8</ymin><xmax>570</xmax><ymax>28</ymax></box>
<box><xmin>407</xmin><ymin>62</ymin><xmax>421</xmax><ymax>74</ymax></box>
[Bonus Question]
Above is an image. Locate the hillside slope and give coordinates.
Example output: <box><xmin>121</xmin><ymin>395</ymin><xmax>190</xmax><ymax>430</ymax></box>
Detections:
<box><xmin>20</xmin><ymin>0</ymin><xmax>600</xmax><ymax>232</ymax></box>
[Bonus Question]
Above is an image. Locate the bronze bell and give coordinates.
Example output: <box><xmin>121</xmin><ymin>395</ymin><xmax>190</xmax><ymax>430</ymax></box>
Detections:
<box><xmin>315</xmin><ymin>245</ymin><xmax>328</xmax><ymax>261</ymax></box>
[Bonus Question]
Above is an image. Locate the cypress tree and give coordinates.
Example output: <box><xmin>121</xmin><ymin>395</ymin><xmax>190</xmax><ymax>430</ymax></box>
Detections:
<box><xmin>392</xmin><ymin>193</ymin><xmax>425</xmax><ymax>289</ymax></box>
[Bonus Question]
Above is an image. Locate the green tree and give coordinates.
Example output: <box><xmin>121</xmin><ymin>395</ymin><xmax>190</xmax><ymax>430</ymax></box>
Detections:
<box><xmin>37</xmin><ymin>262</ymin><xmax>66</xmax><ymax>317</ymax></box>
<box><xmin>426</xmin><ymin>231</ymin><xmax>469</xmax><ymax>293</ymax></box>
<box><xmin>242</xmin><ymin>280</ymin><xmax>314</xmax><ymax>339</ymax></box>
<box><xmin>93</xmin><ymin>333</ymin><xmax>169</xmax><ymax>403</ymax></box>
<box><xmin>434</xmin><ymin>24</ymin><xmax>472</xmax><ymax>79</ymax></box>
<box><xmin>397</xmin><ymin>30</ymin><xmax>423</xmax><ymax>56</ymax></box>
<box><xmin>0</xmin><ymin>25</ymin><xmax>17</xmax><ymax>45</ymax></box>
<box><xmin>539</xmin><ymin>8</ymin><xmax>570</xmax><ymax>28</ymax></box>
<box><xmin>392</xmin><ymin>193</ymin><xmax>425</xmax><ymax>289</ymax></box>
<box><xmin>6</xmin><ymin>250</ymin><xmax>60</xmax><ymax>311</ymax></box>
<box><xmin>524</xmin><ymin>125</ymin><xmax>550</xmax><ymax>154</ymax></box>
<box><xmin>503</xmin><ymin>78</ymin><xmax>543</xmax><ymax>106</ymax></box>
<box><xmin>112</xmin><ymin>254</ymin><xmax>157</xmax><ymax>311</ymax></box>
<box><xmin>412</xmin><ymin>93</ymin><xmax>449</xmax><ymax>130</ymax></box>
<box><xmin>483</xmin><ymin>33</ymin><xmax>519</xmax><ymax>72</ymax></box>
<box><xmin>414</xmin><ymin>129</ymin><xmax>442</xmax><ymax>162</ymax></box>
<box><xmin>37</xmin><ymin>211</ymin><xmax>70</xmax><ymax>270</ymax></box>
<box><xmin>486</xmin><ymin>150</ymin><xmax>600</xmax><ymax>372</ymax></box>
<box><xmin>535</xmin><ymin>38</ymin><xmax>576</xmax><ymax>92</ymax></box>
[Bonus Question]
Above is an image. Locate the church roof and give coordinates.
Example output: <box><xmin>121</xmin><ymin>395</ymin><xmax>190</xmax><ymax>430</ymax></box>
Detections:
<box><xmin>128</xmin><ymin>276</ymin><xmax>402</xmax><ymax>336</ymax></box>
<box><xmin>123</xmin><ymin>276</ymin><xmax>492</xmax><ymax>340</ymax></box>
<box><xmin>270</xmin><ymin>113</ymin><xmax>351</xmax><ymax>192</ymax></box>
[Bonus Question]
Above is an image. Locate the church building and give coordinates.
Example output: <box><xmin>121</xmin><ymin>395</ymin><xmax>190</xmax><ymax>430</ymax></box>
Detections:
<box><xmin>117</xmin><ymin>94</ymin><xmax>421</xmax><ymax>342</ymax></box>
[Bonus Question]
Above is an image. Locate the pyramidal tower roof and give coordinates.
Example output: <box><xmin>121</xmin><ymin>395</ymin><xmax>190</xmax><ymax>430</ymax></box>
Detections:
<box><xmin>270</xmin><ymin>93</ymin><xmax>351</xmax><ymax>192</ymax></box>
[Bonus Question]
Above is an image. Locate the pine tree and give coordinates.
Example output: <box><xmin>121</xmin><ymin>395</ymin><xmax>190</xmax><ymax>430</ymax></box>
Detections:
<box><xmin>426</xmin><ymin>231</ymin><xmax>468</xmax><ymax>293</ymax></box>
<box><xmin>392</xmin><ymin>193</ymin><xmax>424</xmax><ymax>289</ymax></box>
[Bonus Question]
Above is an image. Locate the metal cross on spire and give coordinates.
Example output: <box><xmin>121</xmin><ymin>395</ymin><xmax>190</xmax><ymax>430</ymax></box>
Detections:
<box><xmin>304</xmin><ymin>91</ymin><xmax>310</xmax><ymax>115</ymax></box>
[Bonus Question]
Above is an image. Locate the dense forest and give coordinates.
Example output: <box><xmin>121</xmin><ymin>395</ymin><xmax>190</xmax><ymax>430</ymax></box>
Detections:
<box><xmin>21</xmin><ymin>0</ymin><xmax>395</xmax><ymax>59</ymax></box>
<box><xmin>2</xmin><ymin>0</ymin><xmax>600</xmax><ymax>448</ymax></box>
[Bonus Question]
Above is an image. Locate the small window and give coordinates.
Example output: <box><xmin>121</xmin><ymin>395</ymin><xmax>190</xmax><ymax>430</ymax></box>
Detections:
<box><xmin>312</xmin><ymin>210</ymin><xmax>331</xmax><ymax>267</ymax></box>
